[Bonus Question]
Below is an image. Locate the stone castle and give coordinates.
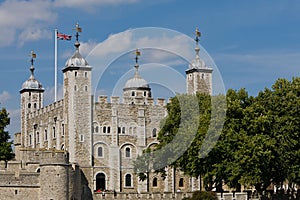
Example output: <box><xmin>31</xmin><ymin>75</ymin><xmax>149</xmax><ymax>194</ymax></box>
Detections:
<box><xmin>0</xmin><ymin>26</ymin><xmax>216</xmax><ymax>200</ymax></box>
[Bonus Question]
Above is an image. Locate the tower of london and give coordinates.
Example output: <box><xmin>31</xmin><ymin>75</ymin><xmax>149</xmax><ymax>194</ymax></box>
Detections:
<box><xmin>0</xmin><ymin>26</ymin><xmax>213</xmax><ymax>200</ymax></box>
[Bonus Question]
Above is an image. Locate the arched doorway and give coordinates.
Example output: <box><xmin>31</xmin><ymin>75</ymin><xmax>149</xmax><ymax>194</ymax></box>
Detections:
<box><xmin>96</xmin><ymin>173</ymin><xmax>106</xmax><ymax>191</ymax></box>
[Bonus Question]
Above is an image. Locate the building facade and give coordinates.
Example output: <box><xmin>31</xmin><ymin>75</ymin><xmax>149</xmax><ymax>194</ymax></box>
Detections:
<box><xmin>0</xmin><ymin>27</ymin><xmax>213</xmax><ymax>200</ymax></box>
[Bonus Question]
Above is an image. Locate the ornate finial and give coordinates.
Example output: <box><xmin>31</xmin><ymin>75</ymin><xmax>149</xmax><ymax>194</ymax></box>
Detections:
<box><xmin>73</xmin><ymin>22</ymin><xmax>82</xmax><ymax>49</ymax></box>
<box><xmin>29</xmin><ymin>50</ymin><xmax>36</xmax><ymax>78</ymax></box>
<box><xmin>195</xmin><ymin>27</ymin><xmax>201</xmax><ymax>45</ymax></box>
<box><xmin>134</xmin><ymin>49</ymin><xmax>141</xmax><ymax>77</ymax></box>
<box><xmin>135</xmin><ymin>49</ymin><xmax>141</xmax><ymax>65</ymax></box>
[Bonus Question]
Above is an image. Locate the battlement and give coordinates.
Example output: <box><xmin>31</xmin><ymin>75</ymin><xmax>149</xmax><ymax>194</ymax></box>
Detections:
<box><xmin>97</xmin><ymin>95</ymin><xmax>166</xmax><ymax>106</ymax></box>
<box><xmin>28</xmin><ymin>99</ymin><xmax>64</xmax><ymax>119</ymax></box>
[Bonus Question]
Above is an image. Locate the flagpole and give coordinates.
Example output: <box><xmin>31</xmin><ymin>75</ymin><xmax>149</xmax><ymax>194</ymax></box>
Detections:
<box><xmin>54</xmin><ymin>29</ymin><xmax>58</xmax><ymax>102</ymax></box>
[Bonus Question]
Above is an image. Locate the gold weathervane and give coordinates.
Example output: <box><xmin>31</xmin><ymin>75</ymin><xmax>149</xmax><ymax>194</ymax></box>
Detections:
<box><xmin>135</xmin><ymin>49</ymin><xmax>141</xmax><ymax>64</ymax></box>
<box><xmin>195</xmin><ymin>27</ymin><xmax>201</xmax><ymax>44</ymax></box>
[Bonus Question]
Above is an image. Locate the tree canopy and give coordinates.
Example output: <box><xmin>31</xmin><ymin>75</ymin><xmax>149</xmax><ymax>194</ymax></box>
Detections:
<box><xmin>0</xmin><ymin>107</ymin><xmax>14</xmax><ymax>162</ymax></box>
<box><xmin>134</xmin><ymin>77</ymin><xmax>300</xmax><ymax>193</ymax></box>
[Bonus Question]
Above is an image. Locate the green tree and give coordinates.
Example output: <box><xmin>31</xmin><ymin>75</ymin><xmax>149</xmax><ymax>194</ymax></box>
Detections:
<box><xmin>135</xmin><ymin>78</ymin><xmax>300</xmax><ymax>193</ymax></box>
<box><xmin>0</xmin><ymin>108</ymin><xmax>14</xmax><ymax>163</ymax></box>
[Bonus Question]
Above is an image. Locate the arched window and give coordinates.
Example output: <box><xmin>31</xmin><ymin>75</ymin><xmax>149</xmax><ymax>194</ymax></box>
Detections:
<box><xmin>95</xmin><ymin>126</ymin><xmax>99</xmax><ymax>133</ymax></box>
<box><xmin>179</xmin><ymin>178</ymin><xmax>184</xmax><ymax>187</ymax></box>
<box><xmin>122</xmin><ymin>127</ymin><xmax>125</xmax><ymax>134</ymax></box>
<box><xmin>131</xmin><ymin>91</ymin><xmax>135</xmax><ymax>96</ymax></box>
<box><xmin>107</xmin><ymin>126</ymin><xmax>110</xmax><ymax>133</ymax></box>
<box><xmin>75</xmin><ymin>71</ymin><xmax>77</xmax><ymax>77</ymax></box>
<box><xmin>34</xmin><ymin>103</ymin><xmax>37</xmax><ymax>108</ymax></box>
<box><xmin>96</xmin><ymin>173</ymin><xmax>106</xmax><ymax>191</ymax></box>
<box><xmin>28</xmin><ymin>103</ymin><xmax>31</xmax><ymax>108</ymax></box>
<box><xmin>85</xmin><ymin>72</ymin><xmax>87</xmax><ymax>77</ymax></box>
<box><xmin>125</xmin><ymin>174</ymin><xmax>132</xmax><ymax>187</ymax></box>
<box><xmin>125</xmin><ymin>147</ymin><xmax>131</xmax><ymax>158</ymax></box>
<box><xmin>153</xmin><ymin>177</ymin><xmax>158</xmax><ymax>187</ymax></box>
<box><xmin>103</xmin><ymin>126</ymin><xmax>106</xmax><ymax>133</ymax></box>
<box><xmin>152</xmin><ymin>128</ymin><xmax>157</xmax><ymax>137</ymax></box>
<box><xmin>144</xmin><ymin>91</ymin><xmax>146</xmax><ymax>96</ymax></box>
<box><xmin>98</xmin><ymin>147</ymin><xmax>103</xmax><ymax>157</ymax></box>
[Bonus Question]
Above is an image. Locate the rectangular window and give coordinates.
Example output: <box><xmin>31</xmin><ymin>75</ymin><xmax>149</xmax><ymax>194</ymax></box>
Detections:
<box><xmin>53</xmin><ymin>127</ymin><xmax>56</xmax><ymax>138</ymax></box>
<box><xmin>44</xmin><ymin>130</ymin><xmax>47</xmax><ymax>141</ymax></box>
<box><xmin>37</xmin><ymin>132</ymin><xmax>40</xmax><ymax>143</ymax></box>
<box><xmin>80</xmin><ymin>134</ymin><xmax>84</xmax><ymax>142</ymax></box>
<box><xmin>62</xmin><ymin>124</ymin><xmax>64</xmax><ymax>136</ymax></box>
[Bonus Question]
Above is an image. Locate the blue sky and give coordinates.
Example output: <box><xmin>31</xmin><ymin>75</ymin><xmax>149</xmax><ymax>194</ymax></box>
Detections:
<box><xmin>0</xmin><ymin>0</ymin><xmax>300</xmax><ymax>135</ymax></box>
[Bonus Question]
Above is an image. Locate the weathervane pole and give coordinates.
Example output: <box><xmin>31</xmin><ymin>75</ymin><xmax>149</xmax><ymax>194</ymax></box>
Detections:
<box><xmin>54</xmin><ymin>29</ymin><xmax>58</xmax><ymax>102</ymax></box>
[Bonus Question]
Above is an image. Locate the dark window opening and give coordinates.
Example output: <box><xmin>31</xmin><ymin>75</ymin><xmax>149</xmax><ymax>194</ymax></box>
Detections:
<box><xmin>179</xmin><ymin>178</ymin><xmax>184</xmax><ymax>187</ymax></box>
<box><xmin>125</xmin><ymin>174</ymin><xmax>132</xmax><ymax>187</ymax></box>
<box><xmin>98</xmin><ymin>147</ymin><xmax>103</xmax><ymax>157</ymax></box>
<box><xmin>96</xmin><ymin>173</ymin><xmax>106</xmax><ymax>191</ymax></box>
<box><xmin>125</xmin><ymin>147</ymin><xmax>131</xmax><ymax>158</ymax></box>
<box><xmin>152</xmin><ymin>128</ymin><xmax>157</xmax><ymax>137</ymax></box>
<box><xmin>153</xmin><ymin>177</ymin><xmax>158</xmax><ymax>187</ymax></box>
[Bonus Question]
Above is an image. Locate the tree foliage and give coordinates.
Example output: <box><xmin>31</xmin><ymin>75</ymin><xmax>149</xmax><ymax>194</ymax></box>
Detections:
<box><xmin>0</xmin><ymin>108</ymin><xmax>14</xmax><ymax>162</ymax></box>
<box><xmin>134</xmin><ymin>77</ymin><xmax>300</xmax><ymax>193</ymax></box>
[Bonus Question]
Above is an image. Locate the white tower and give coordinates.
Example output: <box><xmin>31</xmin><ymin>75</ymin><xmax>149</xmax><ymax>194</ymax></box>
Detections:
<box><xmin>20</xmin><ymin>51</ymin><xmax>44</xmax><ymax>147</ymax></box>
<box><xmin>123</xmin><ymin>49</ymin><xmax>152</xmax><ymax>105</ymax></box>
<box><xmin>62</xmin><ymin>23</ymin><xmax>92</xmax><ymax>166</ymax></box>
<box><xmin>186</xmin><ymin>28</ymin><xmax>213</xmax><ymax>95</ymax></box>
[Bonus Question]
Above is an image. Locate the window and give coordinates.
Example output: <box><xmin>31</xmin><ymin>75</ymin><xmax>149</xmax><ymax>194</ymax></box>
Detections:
<box><xmin>29</xmin><ymin>135</ymin><xmax>32</xmax><ymax>145</ymax></box>
<box><xmin>118</xmin><ymin>127</ymin><xmax>121</xmax><ymax>134</ymax></box>
<box><xmin>107</xmin><ymin>126</ymin><xmax>110</xmax><ymax>133</ymax></box>
<box><xmin>125</xmin><ymin>147</ymin><xmax>131</xmax><ymax>158</ymax></box>
<box><xmin>28</xmin><ymin>103</ymin><xmax>31</xmax><ymax>108</ymax></box>
<box><xmin>53</xmin><ymin>127</ymin><xmax>56</xmax><ymax>138</ymax></box>
<box><xmin>98</xmin><ymin>147</ymin><xmax>103</xmax><ymax>157</ymax></box>
<box><xmin>85</xmin><ymin>86</ymin><xmax>88</xmax><ymax>91</ymax></box>
<box><xmin>36</xmin><ymin>132</ymin><xmax>39</xmax><ymax>143</ymax></box>
<box><xmin>122</xmin><ymin>127</ymin><xmax>125</xmax><ymax>134</ymax></box>
<box><xmin>125</xmin><ymin>174</ymin><xmax>132</xmax><ymax>187</ymax></box>
<box><xmin>74</xmin><ymin>85</ymin><xmax>77</xmax><ymax>91</ymax></box>
<box><xmin>44</xmin><ymin>130</ymin><xmax>47</xmax><ymax>141</ymax></box>
<box><xmin>179</xmin><ymin>178</ymin><xmax>184</xmax><ymax>187</ymax></box>
<box><xmin>201</xmin><ymin>73</ymin><xmax>204</xmax><ymax>79</ymax></box>
<box><xmin>144</xmin><ymin>91</ymin><xmax>146</xmax><ymax>96</ymax></box>
<box><xmin>80</xmin><ymin>134</ymin><xmax>84</xmax><ymax>142</ymax></box>
<box><xmin>75</xmin><ymin>71</ymin><xmax>77</xmax><ymax>77</ymax></box>
<box><xmin>153</xmin><ymin>177</ymin><xmax>158</xmax><ymax>187</ymax></box>
<box><xmin>103</xmin><ymin>126</ymin><xmax>106</xmax><ymax>133</ymax></box>
<box><xmin>131</xmin><ymin>91</ymin><xmax>135</xmax><ymax>96</ymax></box>
<box><xmin>95</xmin><ymin>126</ymin><xmax>99</xmax><ymax>133</ymax></box>
<box><xmin>152</xmin><ymin>128</ymin><xmax>157</xmax><ymax>137</ymax></box>
<box><xmin>62</xmin><ymin>124</ymin><xmax>64</xmax><ymax>136</ymax></box>
<box><xmin>85</xmin><ymin>72</ymin><xmax>87</xmax><ymax>77</ymax></box>
<box><xmin>34</xmin><ymin>103</ymin><xmax>37</xmax><ymax>108</ymax></box>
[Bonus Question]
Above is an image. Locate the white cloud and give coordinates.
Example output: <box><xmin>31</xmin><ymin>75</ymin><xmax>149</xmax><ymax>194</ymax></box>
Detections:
<box><xmin>0</xmin><ymin>91</ymin><xmax>12</xmax><ymax>103</ymax></box>
<box><xmin>0</xmin><ymin>0</ymin><xmax>56</xmax><ymax>47</ymax></box>
<box><xmin>18</xmin><ymin>28</ymin><xmax>52</xmax><ymax>46</ymax></box>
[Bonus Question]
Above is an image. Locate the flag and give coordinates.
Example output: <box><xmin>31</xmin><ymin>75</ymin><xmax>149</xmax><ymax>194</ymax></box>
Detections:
<box><xmin>57</xmin><ymin>32</ymin><xmax>72</xmax><ymax>40</ymax></box>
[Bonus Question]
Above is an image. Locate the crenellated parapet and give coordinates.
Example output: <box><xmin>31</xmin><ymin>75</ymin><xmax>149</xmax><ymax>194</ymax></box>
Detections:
<box><xmin>97</xmin><ymin>95</ymin><xmax>166</xmax><ymax>107</ymax></box>
<box><xmin>28</xmin><ymin>99</ymin><xmax>64</xmax><ymax>119</ymax></box>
